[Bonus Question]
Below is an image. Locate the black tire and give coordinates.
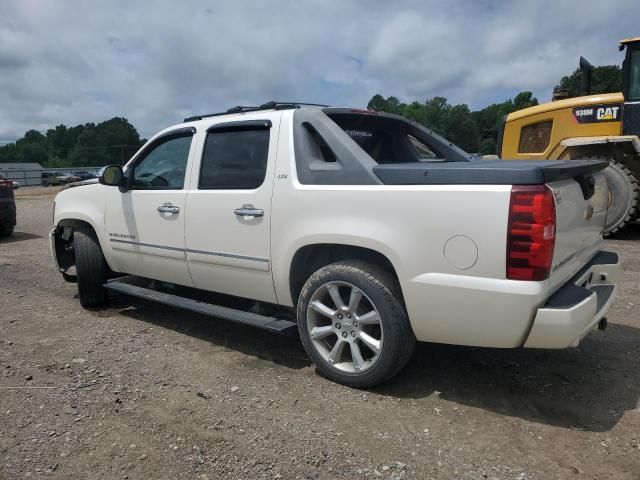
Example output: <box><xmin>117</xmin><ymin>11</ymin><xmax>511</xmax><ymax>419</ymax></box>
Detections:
<box><xmin>0</xmin><ymin>225</ymin><xmax>14</xmax><ymax>237</ymax></box>
<box><xmin>598</xmin><ymin>158</ymin><xmax>639</xmax><ymax>236</ymax></box>
<box><xmin>297</xmin><ymin>260</ymin><xmax>415</xmax><ymax>388</ymax></box>
<box><xmin>73</xmin><ymin>228</ymin><xmax>108</xmax><ymax>307</ymax></box>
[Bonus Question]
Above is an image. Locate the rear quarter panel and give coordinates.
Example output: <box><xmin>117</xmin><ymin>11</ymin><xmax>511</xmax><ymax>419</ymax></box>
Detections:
<box><xmin>272</xmin><ymin>114</ymin><xmax>540</xmax><ymax>347</ymax></box>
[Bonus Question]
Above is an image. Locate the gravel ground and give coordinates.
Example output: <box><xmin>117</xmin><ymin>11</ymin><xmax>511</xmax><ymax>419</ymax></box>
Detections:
<box><xmin>1</xmin><ymin>187</ymin><xmax>639</xmax><ymax>480</ymax></box>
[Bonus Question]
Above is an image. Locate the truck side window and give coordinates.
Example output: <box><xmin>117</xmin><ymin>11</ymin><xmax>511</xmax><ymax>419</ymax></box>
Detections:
<box><xmin>199</xmin><ymin>129</ymin><xmax>270</xmax><ymax>190</ymax></box>
<box><xmin>131</xmin><ymin>134</ymin><xmax>192</xmax><ymax>189</ymax></box>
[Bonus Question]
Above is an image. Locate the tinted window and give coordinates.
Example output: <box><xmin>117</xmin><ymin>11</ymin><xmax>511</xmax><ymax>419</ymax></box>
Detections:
<box><xmin>327</xmin><ymin>112</ymin><xmax>448</xmax><ymax>164</ymax></box>
<box><xmin>343</xmin><ymin>128</ymin><xmax>395</xmax><ymax>162</ymax></box>
<box><xmin>132</xmin><ymin>134</ymin><xmax>192</xmax><ymax>189</ymax></box>
<box><xmin>199</xmin><ymin>129</ymin><xmax>269</xmax><ymax>189</ymax></box>
<box><xmin>630</xmin><ymin>49</ymin><xmax>640</xmax><ymax>101</ymax></box>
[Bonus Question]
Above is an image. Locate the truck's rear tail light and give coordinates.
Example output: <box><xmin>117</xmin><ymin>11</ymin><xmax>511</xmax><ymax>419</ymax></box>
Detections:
<box><xmin>0</xmin><ymin>179</ymin><xmax>12</xmax><ymax>189</ymax></box>
<box><xmin>507</xmin><ymin>185</ymin><xmax>556</xmax><ymax>281</ymax></box>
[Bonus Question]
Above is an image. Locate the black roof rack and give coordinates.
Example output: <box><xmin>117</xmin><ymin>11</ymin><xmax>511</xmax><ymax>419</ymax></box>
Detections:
<box><xmin>183</xmin><ymin>101</ymin><xmax>329</xmax><ymax>122</ymax></box>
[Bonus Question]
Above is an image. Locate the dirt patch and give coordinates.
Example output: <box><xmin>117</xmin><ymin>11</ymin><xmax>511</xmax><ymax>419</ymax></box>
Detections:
<box><xmin>14</xmin><ymin>185</ymin><xmax>64</xmax><ymax>198</ymax></box>
<box><xmin>1</xmin><ymin>191</ymin><xmax>639</xmax><ymax>479</ymax></box>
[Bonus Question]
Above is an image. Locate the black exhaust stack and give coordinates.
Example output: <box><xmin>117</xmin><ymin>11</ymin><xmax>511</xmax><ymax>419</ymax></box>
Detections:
<box><xmin>579</xmin><ymin>56</ymin><xmax>594</xmax><ymax>96</ymax></box>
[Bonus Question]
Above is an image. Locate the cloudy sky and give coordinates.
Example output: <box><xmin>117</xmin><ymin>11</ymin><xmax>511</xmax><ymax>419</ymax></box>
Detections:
<box><xmin>0</xmin><ymin>0</ymin><xmax>638</xmax><ymax>143</ymax></box>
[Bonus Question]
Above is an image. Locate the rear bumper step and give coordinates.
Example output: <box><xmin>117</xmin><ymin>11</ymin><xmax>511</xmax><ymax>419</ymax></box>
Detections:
<box><xmin>103</xmin><ymin>277</ymin><xmax>298</xmax><ymax>336</ymax></box>
<box><xmin>524</xmin><ymin>251</ymin><xmax>621</xmax><ymax>348</ymax></box>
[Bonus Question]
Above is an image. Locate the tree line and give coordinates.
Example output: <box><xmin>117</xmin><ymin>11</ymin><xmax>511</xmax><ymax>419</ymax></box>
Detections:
<box><xmin>367</xmin><ymin>64</ymin><xmax>622</xmax><ymax>154</ymax></box>
<box><xmin>0</xmin><ymin>64</ymin><xmax>622</xmax><ymax>166</ymax></box>
<box><xmin>0</xmin><ymin>117</ymin><xmax>145</xmax><ymax>168</ymax></box>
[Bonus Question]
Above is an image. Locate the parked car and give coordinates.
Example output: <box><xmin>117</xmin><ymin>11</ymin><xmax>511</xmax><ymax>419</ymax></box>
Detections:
<box><xmin>12</xmin><ymin>180</ymin><xmax>20</xmax><ymax>189</ymax></box>
<box><xmin>72</xmin><ymin>170</ymin><xmax>97</xmax><ymax>181</ymax></box>
<box><xmin>0</xmin><ymin>174</ymin><xmax>16</xmax><ymax>237</ymax></box>
<box><xmin>49</xmin><ymin>102</ymin><xmax>621</xmax><ymax>387</ymax></box>
<box><xmin>41</xmin><ymin>172</ymin><xmax>63</xmax><ymax>187</ymax></box>
<box><xmin>56</xmin><ymin>172</ymin><xmax>80</xmax><ymax>184</ymax></box>
<box><xmin>42</xmin><ymin>172</ymin><xmax>78</xmax><ymax>186</ymax></box>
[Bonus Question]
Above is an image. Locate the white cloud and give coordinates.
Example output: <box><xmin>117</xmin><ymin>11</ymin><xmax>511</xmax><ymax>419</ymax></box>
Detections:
<box><xmin>0</xmin><ymin>0</ymin><xmax>637</xmax><ymax>142</ymax></box>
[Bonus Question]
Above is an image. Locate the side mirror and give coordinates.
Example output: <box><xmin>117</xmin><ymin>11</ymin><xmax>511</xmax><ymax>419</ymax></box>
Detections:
<box><xmin>99</xmin><ymin>165</ymin><xmax>124</xmax><ymax>187</ymax></box>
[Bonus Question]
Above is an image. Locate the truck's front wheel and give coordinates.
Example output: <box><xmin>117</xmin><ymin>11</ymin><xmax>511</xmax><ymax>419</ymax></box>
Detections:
<box><xmin>297</xmin><ymin>261</ymin><xmax>415</xmax><ymax>388</ymax></box>
<box><xmin>74</xmin><ymin>228</ymin><xmax>108</xmax><ymax>307</ymax></box>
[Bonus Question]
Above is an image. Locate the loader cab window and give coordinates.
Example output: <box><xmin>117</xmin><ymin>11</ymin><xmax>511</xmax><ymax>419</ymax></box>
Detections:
<box><xmin>518</xmin><ymin>121</ymin><xmax>553</xmax><ymax>154</ymax></box>
<box><xmin>629</xmin><ymin>48</ymin><xmax>640</xmax><ymax>101</ymax></box>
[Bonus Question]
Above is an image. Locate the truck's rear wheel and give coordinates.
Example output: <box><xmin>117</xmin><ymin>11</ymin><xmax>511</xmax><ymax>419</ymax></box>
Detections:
<box><xmin>74</xmin><ymin>228</ymin><xmax>108</xmax><ymax>307</ymax></box>
<box><xmin>297</xmin><ymin>261</ymin><xmax>415</xmax><ymax>388</ymax></box>
<box><xmin>600</xmin><ymin>158</ymin><xmax>639</xmax><ymax>236</ymax></box>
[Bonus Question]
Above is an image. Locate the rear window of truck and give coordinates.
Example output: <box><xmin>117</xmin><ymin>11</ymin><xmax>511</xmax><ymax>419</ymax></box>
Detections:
<box><xmin>326</xmin><ymin>113</ymin><xmax>444</xmax><ymax>164</ymax></box>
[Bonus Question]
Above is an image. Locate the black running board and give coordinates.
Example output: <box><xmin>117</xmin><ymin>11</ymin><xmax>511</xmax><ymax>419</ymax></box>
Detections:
<box><xmin>103</xmin><ymin>278</ymin><xmax>298</xmax><ymax>336</ymax></box>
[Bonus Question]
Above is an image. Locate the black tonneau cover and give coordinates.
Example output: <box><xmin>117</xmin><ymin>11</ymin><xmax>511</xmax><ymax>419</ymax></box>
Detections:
<box><xmin>373</xmin><ymin>159</ymin><xmax>608</xmax><ymax>185</ymax></box>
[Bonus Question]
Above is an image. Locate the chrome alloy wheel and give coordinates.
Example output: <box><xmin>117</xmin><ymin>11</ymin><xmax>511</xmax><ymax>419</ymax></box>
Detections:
<box><xmin>306</xmin><ymin>281</ymin><xmax>383</xmax><ymax>373</ymax></box>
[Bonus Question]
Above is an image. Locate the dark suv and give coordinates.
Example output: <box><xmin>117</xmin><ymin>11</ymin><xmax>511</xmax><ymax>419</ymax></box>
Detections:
<box><xmin>0</xmin><ymin>174</ymin><xmax>16</xmax><ymax>237</ymax></box>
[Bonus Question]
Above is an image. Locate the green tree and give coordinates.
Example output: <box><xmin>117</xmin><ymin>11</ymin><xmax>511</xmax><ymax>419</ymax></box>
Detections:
<box><xmin>67</xmin><ymin>127</ymin><xmax>103</xmax><ymax>167</ymax></box>
<box><xmin>14</xmin><ymin>130</ymin><xmax>49</xmax><ymax>164</ymax></box>
<box><xmin>472</xmin><ymin>92</ymin><xmax>538</xmax><ymax>154</ymax></box>
<box><xmin>421</xmin><ymin>97</ymin><xmax>451</xmax><ymax>135</ymax></box>
<box><xmin>45</xmin><ymin>156</ymin><xmax>71</xmax><ymax>168</ymax></box>
<box><xmin>366</xmin><ymin>92</ymin><xmax>537</xmax><ymax>154</ymax></box>
<box><xmin>0</xmin><ymin>142</ymin><xmax>19</xmax><ymax>163</ymax></box>
<box><xmin>95</xmin><ymin>117</ymin><xmax>143</xmax><ymax>165</ymax></box>
<box><xmin>444</xmin><ymin>103</ymin><xmax>479</xmax><ymax>152</ymax></box>
<box><xmin>0</xmin><ymin>117</ymin><xmax>144</xmax><ymax>167</ymax></box>
<box><xmin>557</xmin><ymin>65</ymin><xmax>622</xmax><ymax>97</ymax></box>
<box><xmin>367</xmin><ymin>95</ymin><xmax>406</xmax><ymax>114</ymax></box>
<box><xmin>513</xmin><ymin>91</ymin><xmax>539</xmax><ymax>110</ymax></box>
<box><xmin>46</xmin><ymin>124</ymin><xmax>75</xmax><ymax>160</ymax></box>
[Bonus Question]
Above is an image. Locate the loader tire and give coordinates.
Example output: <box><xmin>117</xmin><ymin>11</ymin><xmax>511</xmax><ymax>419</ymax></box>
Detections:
<box><xmin>599</xmin><ymin>158</ymin><xmax>639</xmax><ymax>236</ymax></box>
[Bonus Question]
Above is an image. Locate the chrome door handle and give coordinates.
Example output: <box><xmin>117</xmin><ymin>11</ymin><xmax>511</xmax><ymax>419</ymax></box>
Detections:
<box><xmin>157</xmin><ymin>203</ymin><xmax>180</xmax><ymax>214</ymax></box>
<box><xmin>234</xmin><ymin>207</ymin><xmax>264</xmax><ymax>218</ymax></box>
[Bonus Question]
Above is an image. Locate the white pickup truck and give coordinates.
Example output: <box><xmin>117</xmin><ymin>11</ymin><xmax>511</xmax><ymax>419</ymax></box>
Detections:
<box><xmin>50</xmin><ymin>102</ymin><xmax>621</xmax><ymax>387</ymax></box>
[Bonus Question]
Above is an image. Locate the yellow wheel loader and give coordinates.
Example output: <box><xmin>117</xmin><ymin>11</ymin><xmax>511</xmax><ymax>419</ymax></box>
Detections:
<box><xmin>499</xmin><ymin>37</ymin><xmax>640</xmax><ymax>235</ymax></box>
